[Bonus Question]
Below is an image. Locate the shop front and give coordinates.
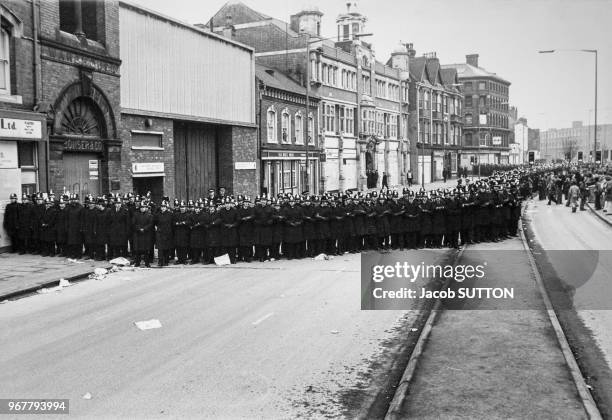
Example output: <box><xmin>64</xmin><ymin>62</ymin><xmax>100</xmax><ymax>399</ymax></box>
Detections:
<box><xmin>261</xmin><ymin>150</ymin><xmax>319</xmax><ymax>196</ymax></box>
<box><xmin>0</xmin><ymin>110</ymin><xmax>47</xmax><ymax>249</ymax></box>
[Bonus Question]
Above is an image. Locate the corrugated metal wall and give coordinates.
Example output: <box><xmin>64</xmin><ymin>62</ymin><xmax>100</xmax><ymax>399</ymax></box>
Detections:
<box><xmin>120</xmin><ymin>5</ymin><xmax>254</xmax><ymax>125</ymax></box>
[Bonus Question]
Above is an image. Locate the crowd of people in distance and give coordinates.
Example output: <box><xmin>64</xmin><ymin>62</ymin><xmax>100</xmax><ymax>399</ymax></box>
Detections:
<box><xmin>2</xmin><ymin>163</ymin><xmax>608</xmax><ymax>267</ymax></box>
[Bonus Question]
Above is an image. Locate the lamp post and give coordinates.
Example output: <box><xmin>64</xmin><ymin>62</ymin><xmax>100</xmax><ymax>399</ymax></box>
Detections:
<box><xmin>539</xmin><ymin>49</ymin><xmax>598</xmax><ymax>163</ymax></box>
<box><xmin>302</xmin><ymin>31</ymin><xmax>373</xmax><ymax>193</ymax></box>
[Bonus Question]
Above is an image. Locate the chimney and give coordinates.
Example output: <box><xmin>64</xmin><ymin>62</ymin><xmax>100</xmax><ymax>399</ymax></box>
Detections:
<box><xmin>466</xmin><ymin>54</ymin><xmax>479</xmax><ymax>67</ymax></box>
<box><xmin>407</xmin><ymin>42</ymin><xmax>416</xmax><ymax>58</ymax></box>
<box><xmin>222</xmin><ymin>15</ymin><xmax>234</xmax><ymax>39</ymax></box>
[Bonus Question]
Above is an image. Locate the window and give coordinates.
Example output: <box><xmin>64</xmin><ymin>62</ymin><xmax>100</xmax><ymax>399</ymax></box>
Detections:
<box><xmin>322</xmin><ymin>64</ymin><xmax>328</xmax><ymax>84</ymax></box>
<box><xmin>465</xmin><ymin>113</ymin><xmax>473</xmax><ymax>125</ymax></box>
<box><xmin>464</xmin><ymin>82</ymin><xmax>472</xmax><ymax>91</ymax></box>
<box><xmin>310</xmin><ymin>58</ymin><xmax>318</xmax><ymax>81</ymax></box>
<box><xmin>308</xmin><ymin>114</ymin><xmax>314</xmax><ymax>144</ymax></box>
<box><xmin>0</xmin><ymin>27</ymin><xmax>9</xmax><ymax>94</ymax></box>
<box><xmin>281</xmin><ymin>109</ymin><xmax>291</xmax><ymax>143</ymax></box>
<box><xmin>424</xmin><ymin>91</ymin><xmax>430</xmax><ymax>110</ymax></box>
<box><xmin>59</xmin><ymin>0</ymin><xmax>101</xmax><ymax>42</ymax></box>
<box><xmin>332</xmin><ymin>67</ymin><xmax>337</xmax><ymax>86</ymax></box>
<box><xmin>479</xmin><ymin>96</ymin><xmax>485</xmax><ymax>108</ymax></box>
<box><xmin>18</xmin><ymin>142</ymin><xmax>35</xmax><ymax>167</ymax></box>
<box><xmin>390</xmin><ymin>115</ymin><xmax>398</xmax><ymax>138</ymax></box>
<box><xmin>132</xmin><ymin>132</ymin><xmax>163</xmax><ymax>149</ymax></box>
<box><xmin>266</xmin><ymin>106</ymin><xmax>277</xmax><ymax>142</ymax></box>
<box><xmin>480</xmin><ymin>132</ymin><xmax>487</xmax><ymax>146</ymax></box>
<box><xmin>345</xmin><ymin>108</ymin><xmax>354</xmax><ymax>135</ymax></box>
<box><xmin>377</xmin><ymin>112</ymin><xmax>384</xmax><ymax>136</ymax></box>
<box><xmin>295</xmin><ymin>113</ymin><xmax>303</xmax><ymax>144</ymax></box>
<box><xmin>362</xmin><ymin>75</ymin><xmax>369</xmax><ymax>93</ymax></box>
<box><xmin>338</xmin><ymin>106</ymin><xmax>345</xmax><ymax>133</ymax></box>
<box><xmin>478</xmin><ymin>81</ymin><xmax>486</xmax><ymax>90</ymax></box>
<box><xmin>324</xmin><ymin>103</ymin><xmax>335</xmax><ymax>132</ymax></box>
<box><xmin>465</xmin><ymin>133</ymin><xmax>472</xmax><ymax>145</ymax></box>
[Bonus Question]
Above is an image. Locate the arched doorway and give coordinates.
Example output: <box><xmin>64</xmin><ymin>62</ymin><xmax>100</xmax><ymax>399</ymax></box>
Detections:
<box><xmin>59</xmin><ymin>96</ymin><xmax>107</xmax><ymax>198</ymax></box>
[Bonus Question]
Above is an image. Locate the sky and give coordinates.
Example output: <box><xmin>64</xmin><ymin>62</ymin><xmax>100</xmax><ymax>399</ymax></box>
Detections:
<box><xmin>132</xmin><ymin>0</ymin><xmax>612</xmax><ymax>131</ymax></box>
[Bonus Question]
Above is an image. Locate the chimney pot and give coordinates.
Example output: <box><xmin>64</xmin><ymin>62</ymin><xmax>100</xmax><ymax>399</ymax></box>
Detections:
<box><xmin>466</xmin><ymin>54</ymin><xmax>479</xmax><ymax>67</ymax></box>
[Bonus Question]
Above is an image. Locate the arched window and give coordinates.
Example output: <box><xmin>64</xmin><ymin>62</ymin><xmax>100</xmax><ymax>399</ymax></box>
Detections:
<box><xmin>266</xmin><ymin>106</ymin><xmax>277</xmax><ymax>143</ymax></box>
<box><xmin>0</xmin><ymin>27</ymin><xmax>10</xmax><ymax>94</ymax></box>
<box><xmin>295</xmin><ymin>112</ymin><xmax>303</xmax><ymax>144</ymax></box>
<box><xmin>281</xmin><ymin>108</ymin><xmax>291</xmax><ymax>143</ymax></box>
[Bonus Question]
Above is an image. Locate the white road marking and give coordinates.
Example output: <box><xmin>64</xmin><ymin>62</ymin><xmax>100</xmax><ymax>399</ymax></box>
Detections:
<box><xmin>252</xmin><ymin>312</ymin><xmax>274</xmax><ymax>326</ymax></box>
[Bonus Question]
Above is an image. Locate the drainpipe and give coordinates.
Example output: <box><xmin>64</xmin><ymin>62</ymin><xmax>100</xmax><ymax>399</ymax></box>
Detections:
<box><xmin>31</xmin><ymin>0</ymin><xmax>49</xmax><ymax>191</ymax></box>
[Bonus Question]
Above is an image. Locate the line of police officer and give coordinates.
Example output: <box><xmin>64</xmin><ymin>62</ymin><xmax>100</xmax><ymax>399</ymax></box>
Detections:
<box><xmin>3</xmin><ymin>168</ymin><xmax>544</xmax><ymax>266</ymax></box>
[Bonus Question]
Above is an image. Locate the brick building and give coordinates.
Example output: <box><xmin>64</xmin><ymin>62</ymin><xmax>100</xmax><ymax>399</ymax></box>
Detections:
<box><xmin>443</xmin><ymin>55</ymin><xmax>511</xmax><ymax>169</ymax></box>
<box><xmin>208</xmin><ymin>1</ymin><xmax>410</xmax><ymax>192</ymax></box>
<box><xmin>256</xmin><ymin>64</ymin><xmax>320</xmax><ymax>196</ymax></box>
<box><xmin>389</xmin><ymin>43</ymin><xmax>463</xmax><ymax>185</ymax></box>
<box><xmin>41</xmin><ymin>0</ymin><xmax>122</xmax><ymax>198</ymax></box>
<box><xmin>119</xmin><ymin>1</ymin><xmax>257</xmax><ymax>202</ymax></box>
<box><xmin>0</xmin><ymin>1</ymin><xmax>47</xmax><ymax>250</ymax></box>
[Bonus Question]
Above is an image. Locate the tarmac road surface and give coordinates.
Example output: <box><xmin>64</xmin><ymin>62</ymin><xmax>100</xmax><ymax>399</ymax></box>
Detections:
<box><xmin>0</xmin><ymin>250</ymin><xmax>450</xmax><ymax>419</ymax></box>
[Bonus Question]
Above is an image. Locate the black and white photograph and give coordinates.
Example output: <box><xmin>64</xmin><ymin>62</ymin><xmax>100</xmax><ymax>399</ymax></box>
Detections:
<box><xmin>1</xmin><ymin>0</ymin><xmax>612</xmax><ymax>418</ymax></box>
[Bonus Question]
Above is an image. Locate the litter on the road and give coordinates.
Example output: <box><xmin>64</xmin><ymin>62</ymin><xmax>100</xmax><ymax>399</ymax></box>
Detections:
<box><xmin>37</xmin><ymin>287</ymin><xmax>50</xmax><ymax>294</ymax></box>
<box><xmin>58</xmin><ymin>278</ymin><xmax>71</xmax><ymax>288</ymax></box>
<box><xmin>67</xmin><ymin>258</ymin><xmax>84</xmax><ymax>264</ymax></box>
<box><xmin>314</xmin><ymin>253</ymin><xmax>329</xmax><ymax>260</ymax></box>
<box><xmin>330</xmin><ymin>330</ymin><xmax>339</xmax><ymax>334</ymax></box>
<box><xmin>134</xmin><ymin>319</ymin><xmax>163</xmax><ymax>330</ymax></box>
<box><xmin>214</xmin><ymin>254</ymin><xmax>231</xmax><ymax>266</ymax></box>
<box><xmin>82</xmin><ymin>392</ymin><xmax>92</xmax><ymax>400</ymax></box>
<box><xmin>411</xmin><ymin>328</ymin><xmax>418</xmax><ymax>332</ymax></box>
<box><xmin>109</xmin><ymin>257</ymin><xmax>131</xmax><ymax>266</ymax></box>
<box><xmin>94</xmin><ymin>267</ymin><xmax>108</xmax><ymax>276</ymax></box>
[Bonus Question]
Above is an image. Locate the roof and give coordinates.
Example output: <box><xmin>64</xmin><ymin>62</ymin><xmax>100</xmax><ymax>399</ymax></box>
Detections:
<box><xmin>119</xmin><ymin>0</ymin><xmax>254</xmax><ymax>53</ymax></box>
<box><xmin>409</xmin><ymin>56</ymin><xmax>427</xmax><ymax>81</ymax></box>
<box><xmin>441</xmin><ymin>63</ymin><xmax>510</xmax><ymax>84</ymax></box>
<box><xmin>256</xmin><ymin>64</ymin><xmax>315</xmax><ymax>97</ymax></box>
<box><xmin>209</xmin><ymin>1</ymin><xmax>271</xmax><ymax>27</ymax></box>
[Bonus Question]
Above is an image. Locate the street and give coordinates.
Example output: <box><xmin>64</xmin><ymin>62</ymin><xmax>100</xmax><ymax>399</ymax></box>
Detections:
<box><xmin>0</xmin><ymin>251</ymin><xmax>450</xmax><ymax>419</ymax></box>
<box><xmin>525</xmin><ymin>198</ymin><xmax>612</xmax><ymax>414</ymax></box>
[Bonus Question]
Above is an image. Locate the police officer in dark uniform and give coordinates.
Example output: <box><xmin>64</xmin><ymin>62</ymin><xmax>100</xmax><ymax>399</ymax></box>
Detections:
<box><xmin>17</xmin><ymin>194</ymin><xmax>33</xmax><ymax>254</ymax></box>
<box><xmin>219</xmin><ymin>198</ymin><xmax>240</xmax><ymax>263</ymax></box>
<box><xmin>237</xmin><ymin>197</ymin><xmax>256</xmax><ymax>262</ymax></box>
<box><xmin>154</xmin><ymin>200</ymin><xmax>174</xmax><ymax>266</ymax></box>
<box><xmin>132</xmin><ymin>201</ymin><xmax>153</xmax><ymax>267</ymax></box>
<box><xmin>173</xmin><ymin>201</ymin><xmax>191</xmax><ymax>264</ymax></box>
<box><xmin>108</xmin><ymin>196</ymin><xmax>130</xmax><ymax>259</ymax></box>
<box><xmin>55</xmin><ymin>196</ymin><xmax>69</xmax><ymax>256</ymax></box>
<box><xmin>93</xmin><ymin>198</ymin><xmax>110</xmax><ymax>260</ymax></box>
<box><xmin>39</xmin><ymin>198</ymin><xmax>57</xmax><ymax>256</ymax></box>
<box><xmin>3</xmin><ymin>193</ymin><xmax>19</xmax><ymax>252</ymax></box>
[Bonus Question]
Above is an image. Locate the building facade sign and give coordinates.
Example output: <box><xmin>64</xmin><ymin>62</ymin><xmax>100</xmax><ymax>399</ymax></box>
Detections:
<box><xmin>0</xmin><ymin>141</ymin><xmax>18</xmax><ymax>168</ymax></box>
<box><xmin>234</xmin><ymin>161</ymin><xmax>256</xmax><ymax>170</ymax></box>
<box><xmin>64</xmin><ymin>138</ymin><xmax>104</xmax><ymax>152</ymax></box>
<box><xmin>132</xmin><ymin>162</ymin><xmax>165</xmax><ymax>174</ymax></box>
<box><xmin>492</xmin><ymin>136</ymin><xmax>502</xmax><ymax>145</ymax></box>
<box><xmin>0</xmin><ymin>118</ymin><xmax>42</xmax><ymax>140</ymax></box>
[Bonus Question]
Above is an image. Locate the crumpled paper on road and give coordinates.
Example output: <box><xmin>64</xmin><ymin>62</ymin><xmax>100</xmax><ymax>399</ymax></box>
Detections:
<box><xmin>67</xmin><ymin>258</ymin><xmax>84</xmax><ymax>264</ymax></box>
<box><xmin>214</xmin><ymin>254</ymin><xmax>231</xmax><ymax>266</ymax></box>
<box><xmin>109</xmin><ymin>257</ymin><xmax>131</xmax><ymax>266</ymax></box>
<box><xmin>134</xmin><ymin>319</ymin><xmax>163</xmax><ymax>330</ymax></box>
<box><xmin>314</xmin><ymin>253</ymin><xmax>332</xmax><ymax>261</ymax></box>
<box><xmin>58</xmin><ymin>278</ymin><xmax>71</xmax><ymax>288</ymax></box>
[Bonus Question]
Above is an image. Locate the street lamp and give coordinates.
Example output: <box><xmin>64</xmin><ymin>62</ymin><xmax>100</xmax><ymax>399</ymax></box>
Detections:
<box><xmin>539</xmin><ymin>49</ymin><xmax>598</xmax><ymax>163</ymax></box>
<box><xmin>303</xmin><ymin>31</ymin><xmax>372</xmax><ymax>193</ymax></box>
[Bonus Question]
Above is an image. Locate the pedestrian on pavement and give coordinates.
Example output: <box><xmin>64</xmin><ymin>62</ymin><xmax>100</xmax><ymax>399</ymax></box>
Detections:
<box><xmin>568</xmin><ymin>181</ymin><xmax>580</xmax><ymax>213</ymax></box>
<box><xmin>382</xmin><ymin>172</ymin><xmax>389</xmax><ymax>189</ymax></box>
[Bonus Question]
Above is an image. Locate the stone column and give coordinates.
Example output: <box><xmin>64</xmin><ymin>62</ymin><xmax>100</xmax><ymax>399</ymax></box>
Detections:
<box><xmin>73</xmin><ymin>0</ymin><xmax>85</xmax><ymax>38</ymax></box>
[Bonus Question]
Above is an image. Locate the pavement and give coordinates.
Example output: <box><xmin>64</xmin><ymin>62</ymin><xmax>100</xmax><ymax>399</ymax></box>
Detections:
<box><xmin>585</xmin><ymin>201</ymin><xmax>612</xmax><ymax>226</ymax></box>
<box><xmin>0</xmin><ymin>250</ymin><xmax>452</xmax><ymax>419</ymax></box>
<box><xmin>394</xmin><ymin>235</ymin><xmax>589</xmax><ymax>419</ymax></box>
<box><xmin>0</xmin><ymin>253</ymin><xmax>110</xmax><ymax>300</ymax></box>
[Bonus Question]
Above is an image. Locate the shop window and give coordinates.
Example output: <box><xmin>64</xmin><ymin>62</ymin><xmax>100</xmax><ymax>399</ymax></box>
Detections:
<box><xmin>132</xmin><ymin>131</ymin><xmax>163</xmax><ymax>149</ymax></box>
<box><xmin>59</xmin><ymin>0</ymin><xmax>78</xmax><ymax>34</ymax></box>
<box><xmin>18</xmin><ymin>142</ymin><xmax>35</xmax><ymax>167</ymax></box>
<box><xmin>0</xmin><ymin>26</ymin><xmax>10</xmax><ymax>95</ymax></box>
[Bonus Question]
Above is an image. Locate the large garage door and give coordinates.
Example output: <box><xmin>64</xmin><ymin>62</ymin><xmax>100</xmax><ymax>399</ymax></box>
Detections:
<box><xmin>63</xmin><ymin>153</ymin><xmax>100</xmax><ymax>198</ymax></box>
<box><xmin>174</xmin><ymin>122</ymin><xmax>218</xmax><ymax>200</ymax></box>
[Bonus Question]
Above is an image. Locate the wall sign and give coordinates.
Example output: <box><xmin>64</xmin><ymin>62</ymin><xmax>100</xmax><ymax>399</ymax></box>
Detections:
<box><xmin>64</xmin><ymin>138</ymin><xmax>104</xmax><ymax>152</ymax></box>
<box><xmin>0</xmin><ymin>141</ymin><xmax>18</xmax><ymax>169</ymax></box>
<box><xmin>234</xmin><ymin>161</ymin><xmax>256</xmax><ymax>170</ymax></box>
<box><xmin>492</xmin><ymin>136</ymin><xmax>502</xmax><ymax>145</ymax></box>
<box><xmin>132</xmin><ymin>162</ymin><xmax>165</xmax><ymax>173</ymax></box>
<box><xmin>0</xmin><ymin>118</ymin><xmax>42</xmax><ymax>140</ymax></box>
